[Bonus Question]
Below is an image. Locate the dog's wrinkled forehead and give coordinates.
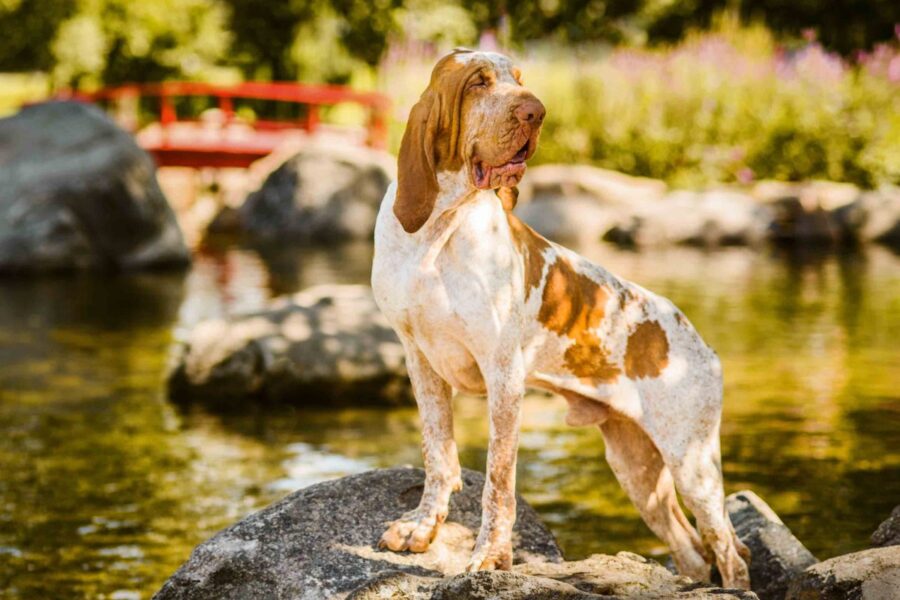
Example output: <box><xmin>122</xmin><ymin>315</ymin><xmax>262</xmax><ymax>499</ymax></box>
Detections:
<box><xmin>448</xmin><ymin>49</ymin><xmax>520</xmax><ymax>84</ymax></box>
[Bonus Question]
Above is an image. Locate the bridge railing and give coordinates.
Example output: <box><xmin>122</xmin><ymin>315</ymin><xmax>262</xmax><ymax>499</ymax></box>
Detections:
<box><xmin>58</xmin><ymin>81</ymin><xmax>391</xmax><ymax>151</ymax></box>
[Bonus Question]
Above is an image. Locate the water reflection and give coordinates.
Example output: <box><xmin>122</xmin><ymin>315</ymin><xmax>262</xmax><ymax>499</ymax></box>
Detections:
<box><xmin>0</xmin><ymin>241</ymin><xmax>898</xmax><ymax>597</ymax></box>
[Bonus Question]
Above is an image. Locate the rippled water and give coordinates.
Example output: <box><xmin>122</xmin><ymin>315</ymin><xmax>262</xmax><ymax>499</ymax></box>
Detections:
<box><xmin>1</xmin><ymin>239</ymin><xmax>898</xmax><ymax>598</ymax></box>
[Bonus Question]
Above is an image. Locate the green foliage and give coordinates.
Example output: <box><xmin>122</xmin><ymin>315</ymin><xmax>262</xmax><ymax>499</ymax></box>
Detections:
<box><xmin>225</xmin><ymin>0</ymin><xmax>400</xmax><ymax>82</ymax></box>
<box><xmin>643</xmin><ymin>0</ymin><xmax>900</xmax><ymax>55</ymax></box>
<box><xmin>395</xmin><ymin>0</ymin><xmax>478</xmax><ymax>48</ymax></box>
<box><xmin>49</xmin><ymin>0</ymin><xmax>236</xmax><ymax>86</ymax></box>
<box><xmin>514</xmin><ymin>27</ymin><xmax>900</xmax><ymax>188</ymax></box>
<box><xmin>0</xmin><ymin>0</ymin><xmax>75</xmax><ymax>72</ymax></box>
<box><xmin>460</xmin><ymin>0</ymin><xmax>900</xmax><ymax>53</ymax></box>
<box><xmin>0</xmin><ymin>73</ymin><xmax>50</xmax><ymax>116</ymax></box>
<box><xmin>2</xmin><ymin>1</ymin><xmax>898</xmax><ymax>187</ymax></box>
<box><xmin>3</xmin><ymin>0</ymin><xmax>899</xmax><ymax>89</ymax></box>
<box><xmin>224</xmin><ymin>0</ymin><xmax>314</xmax><ymax>81</ymax></box>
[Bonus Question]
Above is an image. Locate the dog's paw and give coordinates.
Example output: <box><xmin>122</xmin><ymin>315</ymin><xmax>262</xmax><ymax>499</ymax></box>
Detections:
<box><xmin>378</xmin><ymin>510</ymin><xmax>446</xmax><ymax>553</ymax></box>
<box><xmin>465</xmin><ymin>540</ymin><xmax>512</xmax><ymax>572</ymax></box>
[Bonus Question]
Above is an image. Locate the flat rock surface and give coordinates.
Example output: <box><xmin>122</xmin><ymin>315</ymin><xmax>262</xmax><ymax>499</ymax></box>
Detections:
<box><xmin>726</xmin><ymin>490</ymin><xmax>817</xmax><ymax>600</ymax></box>
<box><xmin>154</xmin><ymin>468</ymin><xmax>563</xmax><ymax>600</ymax></box>
<box><xmin>786</xmin><ymin>546</ymin><xmax>900</xmax><ymax>600</ymax></box>
<box><xmin>0</xmin><ymin>101</ymin><xmax>189</xmax><ymax>272</ymax></box>
<box><xmin>168</xmin><ymin>285</ymin><xmax>411</xmax><ymax>406</ymax></box>
<box><xmin>349</xmin><ymin>553</ymin><xmax>759</xmax><ymax>599</ymax></box>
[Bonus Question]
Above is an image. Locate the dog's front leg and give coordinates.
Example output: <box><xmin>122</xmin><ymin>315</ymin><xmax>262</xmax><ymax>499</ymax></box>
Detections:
<box><xmin>467</xmin><ymin>351</ymin><xmax>524</xmax><ymax>571</ymax></box>
<box><xmin>380</xmin><ymin>343</ymin><xmax>460</xmax><ymax>553</ymax></box>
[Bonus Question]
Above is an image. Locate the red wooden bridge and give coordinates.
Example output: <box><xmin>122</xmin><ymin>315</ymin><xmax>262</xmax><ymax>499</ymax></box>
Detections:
<box><xmin>59</xmin><ymin>82</ymin><xmax>391</xmax><ymax>168</ymax></box>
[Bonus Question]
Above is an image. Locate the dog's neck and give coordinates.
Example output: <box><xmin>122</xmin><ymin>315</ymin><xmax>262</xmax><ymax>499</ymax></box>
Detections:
<box><xmin>432</xmin><ymin>167</ymin><xmax>480</xmax><ymax>215</ymax></box>
<box><xmin>408</xmin><ymin>167</ymin><xmax>502</xmax><ymax>267</ymax></box>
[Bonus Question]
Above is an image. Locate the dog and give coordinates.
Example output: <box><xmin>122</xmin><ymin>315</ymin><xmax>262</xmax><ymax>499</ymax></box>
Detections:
<box><xmin>371</xmin><ymin>49</ymin><xmax>751</xmax><ymax>588</ymax></box>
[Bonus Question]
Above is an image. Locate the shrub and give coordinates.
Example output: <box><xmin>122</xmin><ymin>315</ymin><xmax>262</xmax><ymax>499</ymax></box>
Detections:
<box><xmin>382</xmin><ymin>24</ymin><xmax>900</xmax><ymax>188</ymax></box>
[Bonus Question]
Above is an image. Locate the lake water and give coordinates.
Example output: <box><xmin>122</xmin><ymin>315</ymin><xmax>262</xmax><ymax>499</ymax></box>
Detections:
<box><xmin>1</xmin><ymin>239</ymin><xmax>898</xmax><ymax>598</ymax></box>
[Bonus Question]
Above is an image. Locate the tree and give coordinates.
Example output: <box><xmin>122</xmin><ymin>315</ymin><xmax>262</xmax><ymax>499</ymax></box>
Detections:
<box><xmin>0</xmin><ymin>0</ymin><xmax>75</xmax><ymax>72</ymax></box>
<box><xmin>48</xmin><ymin>0</ymin><xmax>234</xmax><ymax>87</ymax></box>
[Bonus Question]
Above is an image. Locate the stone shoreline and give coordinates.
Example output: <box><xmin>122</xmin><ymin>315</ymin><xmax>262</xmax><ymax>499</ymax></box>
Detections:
<box><xmin>515</xmin><ymin>164</ymin><xmax>900</xmax><ymax>249</ymax></box>
<box><xmin>206</xmin><ymin>149</ymin><xmax>900</xmax><ymax>251</ymax></box>
<box><xmin>152</xmin><ymin>467</ymin><xmax>900</xmax><ymax>600</ymax></box>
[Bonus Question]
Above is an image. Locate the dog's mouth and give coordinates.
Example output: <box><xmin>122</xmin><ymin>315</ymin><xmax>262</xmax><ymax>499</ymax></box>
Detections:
<box><xmin>472</xmin><ymin>140</ymin><xmax>532</xmax><ymax>189</ymax></box>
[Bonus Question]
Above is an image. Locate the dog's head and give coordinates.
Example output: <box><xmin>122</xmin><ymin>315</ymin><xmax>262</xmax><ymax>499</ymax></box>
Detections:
<box><xmin>394</xmin><ymin>49</ymin><xmax>546</xmax><ymax>233</ymax></box>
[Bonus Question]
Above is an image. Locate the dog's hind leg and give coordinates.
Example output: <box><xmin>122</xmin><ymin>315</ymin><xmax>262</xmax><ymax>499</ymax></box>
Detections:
<box><xmin>380</xmin><ymin>342</ymin><xmax>460</xmax><ymax>553</ymax></box>
<box><xmin>662</xmin><ymin>425</ymin><xmax>751</xmax><ymax>589</ymax></box>
<box><xmin>600</xmin><ymin>416</ymin><xmax>711</xmax><ymax>582</ymax></box>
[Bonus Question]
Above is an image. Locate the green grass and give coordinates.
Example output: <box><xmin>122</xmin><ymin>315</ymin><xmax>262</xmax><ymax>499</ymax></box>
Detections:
<box><xmin>0</xmin><ymin>73</ymin><xmax>50</xmax><ymax>117</ymax></box>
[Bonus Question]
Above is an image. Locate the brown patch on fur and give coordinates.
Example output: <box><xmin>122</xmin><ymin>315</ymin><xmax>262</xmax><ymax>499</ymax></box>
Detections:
<box><xmin>539</xmin><ymin>258</ymin><xmax>620</xmax><ymax>381</ymax></box>
<box><xmin>624</xmin><ymin>320</ymin><xmax>670</xmax><ymax>379</ymax></box>
<box><xmin>618</xmin><ymin>287</ymin><xmax>636</xmax><ymax>310</ymax></box>
<box><xmin>394</xmin><ymin>52</ymin><xmax>483</xmax><ymax>233</ymax></box>
<box><xmin>506</xmin><ymin>213</ymin><xmax>550</xmax><ymax>300</ymax></box>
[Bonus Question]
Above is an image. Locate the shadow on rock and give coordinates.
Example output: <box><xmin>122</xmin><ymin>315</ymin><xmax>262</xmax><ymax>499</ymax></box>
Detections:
<box><xmin>153</xmin><ymin>468</ymin><xmax>563</xmax><ymax>600</ymax></box>
<box><xmin>168</xmin><ymin>284</ymin><xmax>411</xmax><ymax>408</ymax></box>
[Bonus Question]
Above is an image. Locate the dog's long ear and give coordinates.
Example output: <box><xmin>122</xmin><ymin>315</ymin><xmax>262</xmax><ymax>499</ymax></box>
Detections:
<box><xmin>394</xmin><ymin>92</ymin><xmax>440</xmax><ymax>233</ymax></box>
<box><xmin>497</xmin><ymin>186</ymin><xmax>518</xmax><ymax>211</ymax></box>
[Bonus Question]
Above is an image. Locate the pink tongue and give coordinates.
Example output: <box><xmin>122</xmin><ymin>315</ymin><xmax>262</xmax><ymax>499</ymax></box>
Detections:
<box><xmin>495</xmin><ymin>162</ymin><xmax>519</xmax><ymax>174</ymax></box>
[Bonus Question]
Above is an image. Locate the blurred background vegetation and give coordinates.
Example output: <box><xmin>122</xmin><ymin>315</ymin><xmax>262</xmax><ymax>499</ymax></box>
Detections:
<box><xmin>1</xmin><ymin>0</ymin><xmax>898</xmax><ymax>187</ymax></box>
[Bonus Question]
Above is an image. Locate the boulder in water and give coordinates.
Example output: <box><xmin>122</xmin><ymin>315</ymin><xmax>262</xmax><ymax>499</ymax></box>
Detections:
<box><xmin>0</xmin><ymin>101</ymin><xmax>189</xmax><ymax>273</ymax></box>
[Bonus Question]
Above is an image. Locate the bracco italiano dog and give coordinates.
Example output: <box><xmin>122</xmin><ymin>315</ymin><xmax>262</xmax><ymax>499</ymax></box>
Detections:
<box><xmin>371</xmin><ymin>49</ymin><xmax>751</xmax><ymax>588</ymax></box>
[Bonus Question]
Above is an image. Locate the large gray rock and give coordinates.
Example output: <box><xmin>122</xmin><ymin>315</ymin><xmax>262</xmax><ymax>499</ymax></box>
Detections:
<box><xmin>350</xmin><ymin>553</ymin><xmax>759</xmax><ymax>599</ymax></box>
<box><xmin>786</xmin><ymin>546</ymin><xmax>900</xmax><ymax>600</ymax></box>
<box><xmin>751</xmin><ymin>180</ymin><xmax>864</xmax><ymax>244</ymax></box>
<box><xmin>168</xmin><ymin>285</ymin><xmax>410</xmax><ymax>406</ymax></box>
<box><xmin>871</xmin><ymin>506</ymin><xmax>900</xmax><ymax>548</ymax></box>
<box><xmin>0</xmin><ymin>101</ymin><xmax>189</xmax><ymax>272</ymax></box>
<box><xmin>515</xmin><ymin>195</ymin><xmax>620</xmax><ymax>244</ymax></box>
<box><xmin>514</xmin><ymin>168</ymin><xmax>900</xmax><ymax>249</ymax></box>
<box><xmin>210</xmin><ymin>142</ymin><xmax>394</xmax><ymax>241</ymax></box>
<box><xmin>517</xmin><ymin>164</ymin><xmax>668</xmax><ymax>206</ymax></box>
<box><xmin>153</xmin><ymin>467</ymin><xmax>564</xmax><ymax>600</ymax></box>
<box><xmin>603</xmin><ymin>190</ymin><xmax>772</xmax><ymax>247</ymax></box>
<box><xmin>514</xmin><ymin>165</ymin><xmax>774</xmax><ymax>247</ymax></box>
<box><xmin>517</xmin><ymin>187</ymin><xmax>771</xmax><ymax>248</ymax></box>
<box><xmin>833</xmin><ymin>187</ymin><xmax>900</xmax><ymax>246</ymax></box>
<box><xmin>514</xmin><ymin>164</ymin><xmax>665</xmax><ymax>245</ymax></box>
<box><xmin>726</xmin><ymin>491</ymin><xmax>817</xmax><ymax>600</ymax></box>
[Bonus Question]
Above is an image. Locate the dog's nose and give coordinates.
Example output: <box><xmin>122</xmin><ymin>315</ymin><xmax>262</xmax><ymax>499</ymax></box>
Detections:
<box><xmin>515</xmin><ymin>98</ymin><xmax>545</xmax><ymax>125</ymax></box>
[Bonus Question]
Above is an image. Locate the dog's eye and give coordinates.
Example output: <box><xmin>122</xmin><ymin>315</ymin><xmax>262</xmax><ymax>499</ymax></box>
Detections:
<box><xmin>469</xmin><ymin>76</ymin><xmax>487</xmax><ymax>90</ymax></box>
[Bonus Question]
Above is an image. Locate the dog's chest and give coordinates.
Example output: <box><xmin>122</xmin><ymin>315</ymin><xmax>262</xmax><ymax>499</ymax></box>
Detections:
<box><xmin>373</xmin><ymin>197</ymin><xmax>518</xmax><ymax>393</ymax></box>
<box><xmin>373</xmin><ymin>254</ymin><xmax>491</xmax><ymax>393</ymax></box>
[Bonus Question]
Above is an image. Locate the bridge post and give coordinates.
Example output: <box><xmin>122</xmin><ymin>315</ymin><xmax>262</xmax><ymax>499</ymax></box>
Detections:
<box><xmin>218</xmin><ymin>95</ymin><xmax>234</xmax><ymax>122</ymax></box>
<box><xmin>305</xmin><ymin>105</ymin><xmax>319</xmax><ymax>135</ymax></box>
<box><xmin>160</xmin><ymin>84</ymin><xmax>176</xmax><ymax>125</ymax></box>
<box><xmin>369</xmin><ymin>106</ymin><xmax>388</xmax><ymax>149</ymax></box>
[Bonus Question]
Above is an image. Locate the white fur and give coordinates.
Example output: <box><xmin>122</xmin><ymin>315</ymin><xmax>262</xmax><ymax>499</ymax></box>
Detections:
<box><xmin>371</xmin><ymin>51</ymin><xmax>750</xmax><ymax>587</ymax></box>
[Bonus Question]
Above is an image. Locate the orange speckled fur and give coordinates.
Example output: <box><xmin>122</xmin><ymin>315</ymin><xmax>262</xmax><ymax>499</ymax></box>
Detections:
<box><xmin>371</xmin><ymin>50</ymin><xmax>750</xmax><ymax>587</ymax></box>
